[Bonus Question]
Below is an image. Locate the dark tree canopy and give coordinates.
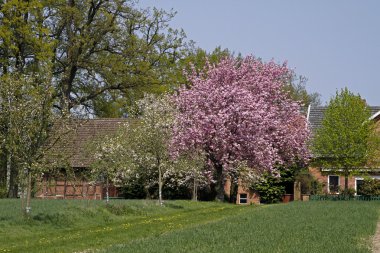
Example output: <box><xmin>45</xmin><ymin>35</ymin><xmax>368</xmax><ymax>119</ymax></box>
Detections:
<box><xmin>0</xmin><ymin>0</ymin><xmax>188</xmax><ymax>116</ymax></box>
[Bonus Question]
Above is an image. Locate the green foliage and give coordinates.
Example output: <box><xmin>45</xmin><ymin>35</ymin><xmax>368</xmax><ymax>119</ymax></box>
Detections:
<box><xmin>253</xmin><ymin>173</ymin><xmax>285</xmax><ymax>203</ymax></box>
<box><xmin>312</xmin><ymin>88</ymin><xmax>380</xmax><ymax>189</ymax></box>
<box><xmin>0</xmin><ymin>186</ymin><xmax>7</xmax><ymax>198</ymax></box>
<box><xmin>339</xmin><ymin>187</ymin><xmax>356</xmax><ymax>198</ymax></box>
<box><xmin>284</xmin><ymin>75</ymin><xmax>321</xmax><ymax>106</ymax></box>
<box><xmin>0</xmin><ymin>1</ymin><xmax>189</xmax><ymax>116</ymax></box>
<box><xmin>296</xmin><ymin>171</ymin><xmax>324</xmax><ymax>195</ymax></box>
<box><xmin>0</xmin><ymin>0</ymin><xmax>54</xmax><ymax>73</ymax></box>
<box><xmin>360</xmin><ymin>178</ymin><xmax>380</xmax><ymax>196</ymax></box>
<box><xmin>176</xmin><ymin>46</ymin><xmax>234</xmax><ymax>85</ymax></box>
<box><xmin>0</xmin><ymin>71</ymin><xmax>63</xmax><ymax>203</ymax></box>
<box><xmin>121</xmin><ymin>177</ymin><xmax>148</xmax><ymax>199</ymax></box>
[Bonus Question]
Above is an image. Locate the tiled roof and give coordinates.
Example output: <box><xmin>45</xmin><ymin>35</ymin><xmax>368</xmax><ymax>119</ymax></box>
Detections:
<box><xmin>308</xmin><ymin>106</ymin><xmax>380</xmax><ymax>131</ymax></box>
<box><xmin>53</xmin><ymin>118</ymin><xmax>131</xmax><ymax>168</ymax></box>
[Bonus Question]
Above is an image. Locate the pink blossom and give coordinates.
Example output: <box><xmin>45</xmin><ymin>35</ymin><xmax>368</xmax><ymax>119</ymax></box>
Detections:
<box><xmin>171</xmin><ymin>56</ymin><xmax>310</xmax><ymax>178</ymax></box>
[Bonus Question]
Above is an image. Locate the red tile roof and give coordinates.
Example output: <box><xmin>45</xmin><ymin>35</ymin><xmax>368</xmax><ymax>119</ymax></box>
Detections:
<box><xmin>53</xmin><ymin>118</ymin><xmax>130</xmax><ymax>168</ymax></box>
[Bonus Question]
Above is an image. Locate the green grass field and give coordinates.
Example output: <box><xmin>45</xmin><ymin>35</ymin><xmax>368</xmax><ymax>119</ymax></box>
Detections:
<box><xmin>0</xmin><ymin>199</ymin><xmax>379</xmax><ymax>253</ymax></box>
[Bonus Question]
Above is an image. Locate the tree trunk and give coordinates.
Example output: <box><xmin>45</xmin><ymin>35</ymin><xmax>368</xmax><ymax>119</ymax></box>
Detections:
<box><xmin>215</xmin><ymin>164</ymin><xmax>225</xmax><ymax>201</ymax></box>
<box><xmin>63</xmin><ymin>176</ymin><xmax>67</xmax><ymax>199</ymax></box>
<box><xmin>7</xmin><ymin>161</ymin><xmax>18</xmax><ymax>198</ymax></box>
<box><xmin>158</xmin><ymin>165</ymin><xmax>163</xmax><ymax>206</ymax></box>
<box><xmin>25</xmin><ymin>170</ymin><xmax>32</xmax><ymax>215</ymax></box>
<box><xmin>6</xmin><ymin>152</ymin><xmax>11</xmax><ymax>195</ymax></box>
<box><xmin>106</xmin><ymin>175</ymin><xmax>109</xmax><ymax>204</ymax></box>
<box><xmin>20</xmin><ymin>187</ymin><xmax>25</xmax><ymax>213</ymax></box>
<box><xmin>229</xmin><ymin>179</ymin><xmax>238</xmax><ymax>203</ymax></box>
<box><xmin>345</xmin><ymin>171</ymin><xmax>349</xmax><ymax>191</ymax></box>
<box><xmin>192</xmin><ymin>169</ymin><xmax>198</xmax><ymax>201</ymax></box>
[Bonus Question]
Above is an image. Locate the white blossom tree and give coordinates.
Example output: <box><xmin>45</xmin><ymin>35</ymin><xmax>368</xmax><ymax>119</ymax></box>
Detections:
<box><xmin>0</xmin><ymin>70</ymin><xmax>68</xmax><ymax>215</ymax></box>
<box><xmin>90</xmin><ymin>94</ymin><xmax>210</xmax><ymax>204</ymax></box>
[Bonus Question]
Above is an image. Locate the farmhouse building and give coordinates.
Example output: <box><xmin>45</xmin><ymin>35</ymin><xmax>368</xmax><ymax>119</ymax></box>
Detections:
<box><xmin>35</xmin><ymin>119</ymin><xmax>129</xmax><ymax>199</ymax></box>
<box><xmin>307</xmin><ymin>106</ymin><xmax>380</xmax><ymax>195</ymax></box>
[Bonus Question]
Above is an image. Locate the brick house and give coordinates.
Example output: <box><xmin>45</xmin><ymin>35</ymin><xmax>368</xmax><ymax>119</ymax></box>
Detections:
<box><xmin>224</xmin><ymin>179</ymin><xmax>261</xmax><ymax>205</ymax></box>
<box><xmin>226</xmin><ymin>105</ymin><xmax>380</xmax><ymax>204</ymax></box>
<box><xmin>35</xmin><ymin>119</ymin><xmax>129</xmax><ymax>199</ymax></box>
<box><xmin>307</xmin><ymin>106</ymin><xmax>380</xmax><ymax>195</ymax></box>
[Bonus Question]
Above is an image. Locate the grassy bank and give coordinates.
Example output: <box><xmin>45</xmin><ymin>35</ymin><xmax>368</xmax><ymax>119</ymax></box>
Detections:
<box><xmin>0</xmin><ymin>200</ymin><xmax>379</xmax><ymax>253</ymax></box>
<box><xmin>0</xmin><ymin>199</ymin><xmax>244</xmax><ymax>253</ymax></box>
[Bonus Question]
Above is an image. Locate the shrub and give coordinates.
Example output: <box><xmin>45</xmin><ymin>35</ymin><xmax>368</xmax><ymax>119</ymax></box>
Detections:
<box><xmin>360</xmin><ymin>178</ymin><xmax>380</xmax><ymax>196</ymax></box>
<box><xmin>0</xmin><ymin>186</ymin><xmax>7</xmax><ymax>198</ymax></box>
<box><xmin>252</xmin><ymin>173</ymin><xmax>285</xmax><ymax>204</ymax></box>
<box><xmin>339</xmin><ymin>187</ymin><xmax>356</xmax><ymax>197</ymax></box>
<box><xmin>296</xmin><ymin>172</ymin><xmax>324</xmax><ymax>195</ymax></box>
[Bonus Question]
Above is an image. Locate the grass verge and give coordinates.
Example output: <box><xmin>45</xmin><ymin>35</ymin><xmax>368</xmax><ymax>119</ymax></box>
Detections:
<box><xmin>0</xmin><ymin>200</ymin><xmax>379</xmax><ymax>253</ymax></box>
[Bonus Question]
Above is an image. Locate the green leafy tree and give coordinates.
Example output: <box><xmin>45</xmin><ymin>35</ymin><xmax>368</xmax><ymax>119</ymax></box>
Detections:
<box><xmin>0</xmin><ymin>70</ymin><xmax>67</xmax><ymax>214</ymax></box>
<box><xmin>312</xmin><ymin>88</ymin><xmax>380</xmax><ymax>191</ymax></box>
<box><xmin>0</xmin><ymin>0</ymin><xmax>54</xmax><ymax>74</ymax></box>
<box><xmin>0</xmin><ymin>1</ymin><xmax>188</xmax><ymax>116</ymax></box>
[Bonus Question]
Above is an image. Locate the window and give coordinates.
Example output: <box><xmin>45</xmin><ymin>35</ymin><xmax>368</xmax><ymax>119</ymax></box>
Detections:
<box><xmin>239</xmin><ymin>193</ymin><xmax>248</xmax><ymax>204</ymax></box>
<box><xmin>328</xmin><ymin>175</ymin><xmax>340</xmax><ymax>194</ymax></box>
<box><xmin>356</xmin><ymin>179</ymin><xmax>364</xmax><ymax>196</ymax></box>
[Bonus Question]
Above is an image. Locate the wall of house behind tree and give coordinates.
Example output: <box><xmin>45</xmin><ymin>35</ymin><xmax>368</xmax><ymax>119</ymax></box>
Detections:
<box><xmin>224</xmin><ymin>178</ymin><xmax>260</xmax><ymax>205</ymax></box>
<box><xmin>309</xmin><ymin>167</ymin><xmax>356</xmax><ymax>193</ymax></box>
<box><xmin>35</xmin><ymin>176</ymin><xmax>107</xmax><ymax>200</ymax></box>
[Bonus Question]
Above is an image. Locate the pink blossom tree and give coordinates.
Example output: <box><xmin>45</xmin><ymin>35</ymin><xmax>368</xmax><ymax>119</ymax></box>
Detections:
<box><xmin>171</xmin><ymin>57</ymin><xmax>310</xmax><ymax>201</ymax></box>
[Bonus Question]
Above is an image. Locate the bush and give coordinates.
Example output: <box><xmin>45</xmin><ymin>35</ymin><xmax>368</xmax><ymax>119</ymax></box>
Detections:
<box><xmin>339</xmin><ymin>187</ymin><xmax>356</xmax><ymax>197</ymax></box>
<box><xmin>252</xmin><ymin>173</ymin><xmax>285</xmax><ymax>204</ymax></box>
<box><xmin>0</xmin><ymin>187</ymin><xmax>7</xmax><ymax>198</ymax></box>
<box><xmin>296</xmin><ymin>171</ymin><xmax>324</xmax><ymax>195</ymax></box>
<box><xmin>360</xmin><ymin>178</ymin><xmax>380</xmax><ymax>196</ymax></box>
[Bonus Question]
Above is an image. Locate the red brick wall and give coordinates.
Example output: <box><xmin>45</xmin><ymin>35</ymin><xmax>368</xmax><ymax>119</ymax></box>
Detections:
<box><xmin>224</xmin><ymin>178</ymin><xmax>260</xmax><ymax>204</ymax></box>
<box><xmin>309</xmin><ymin>167</ymin><xmax>358</xmax><ymax>193</ymax></box>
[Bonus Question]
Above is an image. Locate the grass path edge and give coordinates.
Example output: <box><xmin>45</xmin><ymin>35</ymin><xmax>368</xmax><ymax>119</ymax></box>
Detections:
<box><xmin>373</xmin><ymin>217</ymin><xmax>380</xmax><ymax>253</ymax></box>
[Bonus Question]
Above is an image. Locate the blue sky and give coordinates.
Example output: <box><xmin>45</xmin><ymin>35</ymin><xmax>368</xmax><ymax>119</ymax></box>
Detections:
<box><xmin>139</xmin><ymin>0</ymin><xmax>380</xmax><ymax>105</ymax></box>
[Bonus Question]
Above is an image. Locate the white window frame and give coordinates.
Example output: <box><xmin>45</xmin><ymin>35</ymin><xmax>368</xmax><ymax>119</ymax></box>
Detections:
<box><xmin>355</xmin><ymin>177</ymin><xmax>364</xmax><ymax>196</ymax></box>
<box><xmin>239</xmin><ymin>193</ymin><xmax>248</xmax><ymax>204</ymax></box>
<box><xmin>328</xmin><ymin>175</ymin><xmax>340</xmax><ymax>194</ymax></box>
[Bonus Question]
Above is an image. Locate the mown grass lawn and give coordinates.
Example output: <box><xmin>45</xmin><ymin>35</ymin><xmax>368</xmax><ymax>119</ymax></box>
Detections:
<box><xmin>0</xmin><ymin>199</ymin><xmax>379</xmax><ymax>253</ymax></box>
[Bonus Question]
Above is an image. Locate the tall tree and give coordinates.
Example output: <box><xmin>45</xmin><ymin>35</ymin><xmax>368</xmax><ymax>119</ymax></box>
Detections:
<box><xmin>91</xmin><ymin>94</ymin><xmax>174</xmax><ymax>204</ymax></box>
<box><xmin>90</xmin><ymin>94</ymin><xmax>207</xmax><ymax>203</ymax></box>
<box><xmin>0</xmin><ymin>1</ymin><xmax>187</xmax><ymax>116</ymax></box>
<box><xmin>0</xmin><ymin>0</ymin><xmax>54</xmax><ymax>74</ymax></box>
<box><xmin>0</xmin><ymin>70</ymin><xmax>63</xmax><ymax>213</ymax></box>
<box><xmin>171</xmin><ymin>57</ymin><xmax>310</xmax><ymax>201</ymax></box>
<box><xmin>312</xmin><ymin>88</ymin><xmax>380</xmax><ymax>192</ymax></box>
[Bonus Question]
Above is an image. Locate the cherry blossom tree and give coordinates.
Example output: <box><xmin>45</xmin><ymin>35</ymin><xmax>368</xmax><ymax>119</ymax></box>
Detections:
<box><xmin>171</xmin><ymin>57</ymin><xmax>310</xmax><ymax>201</ymax></box>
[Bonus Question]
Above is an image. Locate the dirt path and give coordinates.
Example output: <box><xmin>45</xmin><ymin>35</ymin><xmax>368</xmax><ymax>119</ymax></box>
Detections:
<box><xmin>373</xmin><ymin>222</ymin><xmax>380</xmax><ymax>252</ymax></box>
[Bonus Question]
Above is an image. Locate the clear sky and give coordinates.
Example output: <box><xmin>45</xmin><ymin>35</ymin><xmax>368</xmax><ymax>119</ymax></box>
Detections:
<box><xmin>139</xmin><ymin>0</ymin><xmax>380</xmax><ymax>105</ymax></box>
